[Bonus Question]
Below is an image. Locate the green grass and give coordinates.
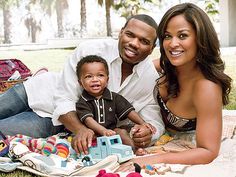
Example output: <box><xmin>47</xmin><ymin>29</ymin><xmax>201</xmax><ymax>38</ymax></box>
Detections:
<box><xmin>223</xmin><ymin>54</ymin><xmax>236</xmax><ymax>109</ymax></box>
<box><xmin>0</xmin><ymin>48</ymin><xmax>235</xmax><ymax>177</ymax></box>
<box><xmin>0</xmin><ymin>48</ymin><xmax>74</xmax><ymax>73</ymax></box>
<box><xmin>0</xmin><ymin>171</ymin><xmax>39</xmax><ymax>177</ymax></box>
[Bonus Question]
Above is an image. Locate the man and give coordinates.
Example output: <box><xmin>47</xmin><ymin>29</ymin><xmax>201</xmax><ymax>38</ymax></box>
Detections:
<box><xmin>0</xmin><ymin>14</ymin><xmax>164</xmax><ymax>154</ymax></box>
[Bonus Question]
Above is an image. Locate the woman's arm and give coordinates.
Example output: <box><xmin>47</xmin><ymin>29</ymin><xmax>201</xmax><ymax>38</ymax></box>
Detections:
<box><xmin>152</xmin><ymin>59</ymin><xmax>162</xmax><ymax>72</ymax></box>
<box><xmin>117</xmin><ymin>80</ymin><xmax>223</xmax><ymax>171</ymax></box>
<box><xmin>192</xmin><ymin>79</ymin><xmax>222</xmax><ymax>163</ymax></box>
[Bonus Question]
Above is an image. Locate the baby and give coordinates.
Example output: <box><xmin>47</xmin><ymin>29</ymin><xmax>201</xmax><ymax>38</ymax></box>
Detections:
<box><xmin>75</xmin><ymin>55</ymin><xmax>156</xmax><ymax>148</ymax></box>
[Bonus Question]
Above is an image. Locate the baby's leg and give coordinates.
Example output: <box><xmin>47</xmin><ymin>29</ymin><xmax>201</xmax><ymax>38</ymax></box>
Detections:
<box><xmin>114</xmin><ymin>128</ymin><xmax>149</xmax><ymax>156</ymax></box>
<box><xmin>113</xmin><ymin>128</ymin><xmax>134</xmax><ymax>148</ymax></box>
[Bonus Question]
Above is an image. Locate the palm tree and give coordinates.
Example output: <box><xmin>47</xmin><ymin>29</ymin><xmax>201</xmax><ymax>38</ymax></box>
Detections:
<box><xmin>97</xmin><ymin>0</ymin><xmax>113</xmax><ymax>37</ymax></box>
<box><xmin>55</xmin><ymin>0</ymin><xmax>68</xmax><ymax>38</ymax></box>
<box><xmin>0</xmin><ymin>0</ymin><xmax>19</xmax><ymax>44</ymax></box>
<box><xmin>24</xmin><ymin>1</ymin><xmax>42</xmax><ymax>43</ymax></box>
<box><xmin>41</xmin><ymin>0</ymin><xmax>68</xmax><ymax>38</ymax></box>
<box><xmin>113</xmin><ymin>0</ymin><xmax>158</xmax><ymax>19</ymax></box>
<box><xmin>80</xmin><ymin>0</ymin><xmax>87</xmax><ymax>37</ymax></box>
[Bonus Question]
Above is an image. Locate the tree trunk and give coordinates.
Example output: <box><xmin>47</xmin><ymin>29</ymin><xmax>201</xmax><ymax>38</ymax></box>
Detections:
<box><xmin>105</xmin><ymin>0</ymin><xmax>112</xmax><ymax>36</ymax></box>
<box><xmin>31</xmin><ymin>18</ymin><xmax>37</xmax><ymax>43</ymax></box>
<box><xmin>80</xmin><ymin>0</ymin><xmax>87</xmax><ymax>37</ymax></box>
<box><xmin>56</xmin><ymin>0</ymin><xmax>64</xmax><ymax>38</ymax></box>
<box><xmin>3</xmin><ymin>3</ymin><xmax>11</xmax><ymax>44</ymax></box>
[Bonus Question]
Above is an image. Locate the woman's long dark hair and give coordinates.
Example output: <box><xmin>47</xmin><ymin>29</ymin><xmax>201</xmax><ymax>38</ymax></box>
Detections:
<box><xmin>157</xmin><ymin>3</ymin><xmax>232</xmax><ymax>105</ymax></box>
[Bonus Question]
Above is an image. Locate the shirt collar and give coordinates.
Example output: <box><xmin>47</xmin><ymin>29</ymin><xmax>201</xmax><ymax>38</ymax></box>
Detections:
<box><xmin>81</xmin><ymin>87</ymin><xmax>113</xmax><ymax>101</ymax></box>
<box><xmin>111</xmin><ymin>55</ymin><xmax>151</xmax><ymax>78</ymax></box>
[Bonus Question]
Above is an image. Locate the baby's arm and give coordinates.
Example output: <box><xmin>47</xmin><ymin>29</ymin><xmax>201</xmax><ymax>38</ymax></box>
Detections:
<box><xmin>84</xmin><ymin>117</ymin><xmax>116</xmax><ymax>136</ymax></box>
<box><xmin>127</xmin><ymin>111</ymin><xmax>156</xmax><ymax>134</ymax></box>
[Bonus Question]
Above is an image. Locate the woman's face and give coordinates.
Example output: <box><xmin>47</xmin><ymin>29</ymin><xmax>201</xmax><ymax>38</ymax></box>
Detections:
<box><xmin>163</xmin><ymin>14</ymin><xmax>197</xmax><ymax>68</ymax></box>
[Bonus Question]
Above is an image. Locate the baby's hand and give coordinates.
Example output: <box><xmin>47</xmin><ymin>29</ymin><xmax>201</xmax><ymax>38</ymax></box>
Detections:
<box><xmin>143</xmin><ymin>123</ymin><xmax>156</xmax><ymax>134</ymax></box>
<box><xmin>103</xmin><ymin>129</ymin><xmax>116</xmax><ymax>136</ymax></box>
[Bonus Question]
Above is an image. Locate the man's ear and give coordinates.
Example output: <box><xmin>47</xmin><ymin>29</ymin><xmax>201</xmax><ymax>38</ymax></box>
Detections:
<box><xmin>78</xmin><ymin>80</ymin><xmax>83</xmax><ymax>87</ymax></box>
<box><xmin>118</xmin><ymin>27</ymin><xmax>124</xmax><ymax>38</ymax></box>
<box><xmin>149</xmin><ymin>43</ymin><xmax>156</xmax><ymax>55</ymax></box>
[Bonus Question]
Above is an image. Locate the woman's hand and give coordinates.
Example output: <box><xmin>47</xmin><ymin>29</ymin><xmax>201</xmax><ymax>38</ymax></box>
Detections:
<box><xmin>115</xmin><ymin>160</ymin><xmax>136</xmax><ymax>172</ymax></box>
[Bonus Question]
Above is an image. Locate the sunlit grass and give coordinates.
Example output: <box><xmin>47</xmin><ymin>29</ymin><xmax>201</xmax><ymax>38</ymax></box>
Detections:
<box><xmin>0</xmin><ymin>48</ymin><xmax>74</xmax><ymax>73</ymax></box>
<box><xmin>224</xmin><ymin>55</ymin><xmax>236</xmax><ymax>109</ymax></box>
<box><xmin>0</xmin><ymin>170</ymin><xmax>39</xmax><ymax>177</ymax></box>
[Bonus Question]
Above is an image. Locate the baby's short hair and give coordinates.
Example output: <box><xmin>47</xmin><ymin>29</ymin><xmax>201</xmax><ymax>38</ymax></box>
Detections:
<box><xmin>76</xmin><ymin>55</ymin><xmax>109</xmax><ymax>79</ymax></box>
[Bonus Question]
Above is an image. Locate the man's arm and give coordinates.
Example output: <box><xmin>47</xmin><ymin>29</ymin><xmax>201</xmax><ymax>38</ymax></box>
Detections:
<box><xmin>52</xmin><ymin>39</ymin><xmax>118</xmax><ymax>153</ymax></box>
<box><xmin>58</xmin><ymin>111</ymin><xmax>94</xmax><ymax>154</ymax></box>
<box><xmin>52</xmin><ymin>46</ymin><xmax>94</xmax><ymax>154</ymax></box>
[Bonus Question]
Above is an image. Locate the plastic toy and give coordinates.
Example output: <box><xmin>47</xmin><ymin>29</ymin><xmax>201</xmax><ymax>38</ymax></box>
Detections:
<box><xmin>96</xmin><ymin>169</ymin><xmax>120</xmax><ymax>177</ymax></box>
<box><xmin>154</xmin><ymin>133</ymin><xmax>173</xmax><ymax>146</ymax></box>
<box><xmin>0</xmin><ymin>131</ymin><xmax>9</xmax><ymax>156</ymax></box>
<box><xmin>81</xmin><ymin>135</ymin><xmax>134</xmax><ymax>163</ymax></box>
<box><xmin>143</xmin><ymin>164</ymin><xmax>156</xmax><ymax>175</ymax></box>
<box><xmin>143</xmin><ymin>163</ymin><xmax>171</xmax><ymax>175</ymax></box>
<box><xmin>81</xmin><ymin>156</ymin><xmax>94</xmax><ymax>166</ymax></box>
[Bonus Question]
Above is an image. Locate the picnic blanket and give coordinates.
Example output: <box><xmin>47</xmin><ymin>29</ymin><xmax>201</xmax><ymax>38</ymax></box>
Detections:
<box><xmin>0</xmin><ymin>110</ymin><xmax>236</xmax><ymax>177</ymax></box>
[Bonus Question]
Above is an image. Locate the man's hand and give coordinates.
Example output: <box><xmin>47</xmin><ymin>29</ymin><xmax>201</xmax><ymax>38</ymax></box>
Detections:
<box><xmin>131</xmin><ymin>124</ymin><xmax>152</xmax><ymax>148</ymax></box>
<box><xmin>58</xmin><ymin>111</ymin><xmax>95</xmax><ymax>155</ymax></box>
<box><xmin>71</xmin><ymin>127</ymin><xmax>95</xmax><ymax>155</ymax></box>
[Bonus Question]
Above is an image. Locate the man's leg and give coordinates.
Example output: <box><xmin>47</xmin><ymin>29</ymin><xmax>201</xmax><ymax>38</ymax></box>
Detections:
<box><xmin>0</xmin><ymin>112</ymin><xmax>64</xmax><ymax>138</ymax></box>
<box><xmin>0</xmin><ymin>83</ymin><xmax>30</xmax><ymax>119</ymax></box>
<box><xmin>0</xmin><ymin>83</ymin><xmax>65</xmax><ymax>138</ymax></box>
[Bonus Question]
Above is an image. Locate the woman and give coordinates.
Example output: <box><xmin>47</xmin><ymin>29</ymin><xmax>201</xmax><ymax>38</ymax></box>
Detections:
<box><xmin>117</xmin><ymin>2</ymin><xmax>232</xmax><ymax>170</ymax></box>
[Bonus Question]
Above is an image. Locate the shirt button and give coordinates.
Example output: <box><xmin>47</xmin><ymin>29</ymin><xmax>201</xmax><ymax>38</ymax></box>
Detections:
<box><xmin>101</xmin><ymin>114</ymin><xmax>103</xmax><ymax>117</ymax></box>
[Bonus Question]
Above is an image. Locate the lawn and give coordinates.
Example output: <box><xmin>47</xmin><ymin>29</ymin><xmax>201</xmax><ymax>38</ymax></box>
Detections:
<box><xmin>0</xmin><ymin>48</ymin><xmax>74</xmax><ymax>73</ymax></box>
<box><xmin>0</xmin><ymin>47</ymin><xmax>235</xmax><ymax>176</ymax></box>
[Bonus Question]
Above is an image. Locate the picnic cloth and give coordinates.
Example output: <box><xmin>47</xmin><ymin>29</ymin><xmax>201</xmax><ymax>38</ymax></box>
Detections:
<box><xmin>0</xmin><ymin>110</ymin><xmax>235</xmax><ymax>177</ymax></box>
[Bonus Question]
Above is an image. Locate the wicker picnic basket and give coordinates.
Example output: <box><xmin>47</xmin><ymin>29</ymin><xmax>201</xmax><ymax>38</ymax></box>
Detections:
<box><xmin>0</xmin><ymin>59</ymin><xmax>31</xmax><ymax>93</ymax></box>
<box><xmin>0</xmin><ymin>79</ymin><xmax>26</xmax><ymax>93</ymax></box>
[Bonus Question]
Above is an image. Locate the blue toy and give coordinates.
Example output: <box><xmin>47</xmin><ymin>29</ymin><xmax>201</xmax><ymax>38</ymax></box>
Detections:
<box><xmin>80</xmin><ymin>135</ymin><xmax>134</xmax><ymax>163</ymax></box>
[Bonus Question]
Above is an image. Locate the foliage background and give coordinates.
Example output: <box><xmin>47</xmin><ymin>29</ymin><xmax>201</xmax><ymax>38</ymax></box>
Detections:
<box><xmin>0</xmin><ymin>0</ymin><xmax>219</xmax><ymax>44</ymax></box>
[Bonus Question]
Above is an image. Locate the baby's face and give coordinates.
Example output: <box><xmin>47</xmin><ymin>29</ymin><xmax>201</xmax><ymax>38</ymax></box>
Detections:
<box><xmin>79</xmin><ymin>62</ymin><xmax>108</xmax><ymax>98</ymax></box>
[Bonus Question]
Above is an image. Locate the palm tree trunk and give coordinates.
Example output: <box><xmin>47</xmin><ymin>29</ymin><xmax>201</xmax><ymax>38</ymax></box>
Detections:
<box><xmin>56</xmin><ymin>0</ymin><xmax>64</xmax><ymax>38</ymax></box>
<box><xmin>105</xmin><ymin>0</ymin><xmax>112</xmax><ymax>36</ymax></box>
<box><xmin>80</xmin><ymin>0</ymin><xmax>87</xmax><ymax>37</ymax></box>
<box><xmin>3</xmin><ymin>3</ymin><xmax>11</xmax><ymax>44</ymax></box>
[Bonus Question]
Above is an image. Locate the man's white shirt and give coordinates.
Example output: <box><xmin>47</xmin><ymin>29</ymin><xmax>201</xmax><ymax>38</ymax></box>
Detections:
<box><xmin>24</xmin><ymin>38</ymin><xmax>165</xmax><ymax>143</ymax></box>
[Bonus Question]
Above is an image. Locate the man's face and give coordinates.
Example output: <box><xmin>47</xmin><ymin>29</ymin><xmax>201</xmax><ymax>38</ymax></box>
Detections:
<box><xmin>118</xmin><ymin>18</ymin><xmax>157</xmax><ymax>65</ymax></box>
